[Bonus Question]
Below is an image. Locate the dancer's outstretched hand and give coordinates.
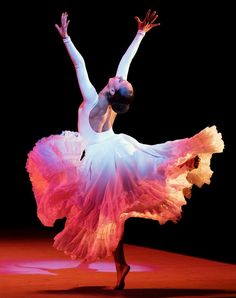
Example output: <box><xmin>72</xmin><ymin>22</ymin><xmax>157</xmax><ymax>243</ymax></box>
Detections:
<box><xmin>135</xmin><ymin>9</ymin><xmax>160</xmax><ymax>33</ymax></box>
<box><xmin>55</xmin><ymin>12</ymin><xmax>70</xmax><ymax>38</ymax></box>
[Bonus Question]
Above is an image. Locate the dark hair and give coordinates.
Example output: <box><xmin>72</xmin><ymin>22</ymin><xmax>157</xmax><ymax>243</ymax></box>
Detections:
<box><xmin>108</xmin><ymin>86</ymin><xmax>134</xmax><ymax>114</ymax></box>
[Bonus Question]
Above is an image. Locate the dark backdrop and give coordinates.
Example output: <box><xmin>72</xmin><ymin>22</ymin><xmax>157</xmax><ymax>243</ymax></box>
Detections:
<box><xmin>2</xmin><ymin>0</ymin><xmax>234</xmax><ymax>264</ymax></box>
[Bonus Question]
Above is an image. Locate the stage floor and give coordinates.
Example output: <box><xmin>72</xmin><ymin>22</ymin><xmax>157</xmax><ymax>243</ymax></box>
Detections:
<box><xmin>0</xmin><ymin>231</ymin><xmax>236</xmax><ymax>298</ymax></box>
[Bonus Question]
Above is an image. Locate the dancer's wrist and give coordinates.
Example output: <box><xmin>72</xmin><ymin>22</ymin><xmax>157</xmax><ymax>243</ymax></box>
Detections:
<box><xmin>137</xmin><ymin>30</ymin><xmax>145</xmax><ymax>36</ymax></box>
<box><xmin>62</xmin><ymin>36</ymin><xmax>71</xmax><ymax>43</ymax></box>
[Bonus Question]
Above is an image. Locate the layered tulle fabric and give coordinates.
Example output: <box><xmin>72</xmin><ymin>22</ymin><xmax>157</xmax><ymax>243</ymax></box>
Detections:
<box><xmin>26</xmin><ymin>125</ymin><xmax>224</xmax><ymax>262</ymax></box>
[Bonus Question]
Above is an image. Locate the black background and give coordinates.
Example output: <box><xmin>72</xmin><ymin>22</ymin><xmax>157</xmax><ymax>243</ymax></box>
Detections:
<box><xmin>2</xmin><ymin>0</ymin><xmax>234</xmax><ymax>264</ymax></box>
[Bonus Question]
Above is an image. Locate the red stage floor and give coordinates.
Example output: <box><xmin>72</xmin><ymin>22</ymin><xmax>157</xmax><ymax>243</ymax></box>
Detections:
<box><xmin>0</xmin><ymin>231</ymin><xmax>236</xmax><ymax>298</ymax></box>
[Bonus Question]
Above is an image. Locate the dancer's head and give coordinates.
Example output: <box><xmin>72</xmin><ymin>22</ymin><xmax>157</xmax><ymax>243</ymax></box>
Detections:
<box><xmin>107</xmin><ymin>76</ymin><xmax>134</xmax><ymax>114</ymax></box>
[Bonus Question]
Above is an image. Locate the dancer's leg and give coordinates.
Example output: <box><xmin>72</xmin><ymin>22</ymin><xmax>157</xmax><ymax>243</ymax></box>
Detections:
<box><xmin>112</xmin><ymin>239</ymin><xmax>130</xmax><ymax>290</ymax></box>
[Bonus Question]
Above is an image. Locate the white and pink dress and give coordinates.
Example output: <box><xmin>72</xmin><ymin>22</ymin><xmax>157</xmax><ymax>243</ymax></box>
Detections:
<box><xmin>26</xmin><ymin>30</ymin><xmax>224</xmax><ymax>262</ymax></box>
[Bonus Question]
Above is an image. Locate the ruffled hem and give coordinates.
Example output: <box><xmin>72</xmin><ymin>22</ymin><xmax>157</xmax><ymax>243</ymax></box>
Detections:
<box><xmin>26</xmin><ymin>125</ymin><xmax>224</xmax><ymax>262</ymax></box>
<box><xmin>26</xmin><ymin>131</ymin><xmax>86</xmax><ymax>226</ymax></box>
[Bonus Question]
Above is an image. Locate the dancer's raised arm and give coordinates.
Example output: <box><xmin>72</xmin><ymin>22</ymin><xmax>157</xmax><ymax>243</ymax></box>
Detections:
<box><xmin>55</xmin><ymin>12</ymin><xmax>97</xmax><ymax>103</ymax></box>
<box><xmin>116</xmin><ymin>9</ymin><xmax>160</xmax><ymax>80</ymax></box>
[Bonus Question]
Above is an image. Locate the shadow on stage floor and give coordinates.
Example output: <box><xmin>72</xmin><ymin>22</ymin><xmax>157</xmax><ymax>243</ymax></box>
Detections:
<box><xmin>38</xmin><ymin>286</ymin><xmax>236</xmax><ymax>298</ymax></box>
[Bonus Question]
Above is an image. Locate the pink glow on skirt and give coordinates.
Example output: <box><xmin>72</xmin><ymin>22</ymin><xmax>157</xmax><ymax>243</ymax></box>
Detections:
<box><xmin>26</xmin><ymin>126</ymin><xmax>224</xmax><ymax>262</ymax></box>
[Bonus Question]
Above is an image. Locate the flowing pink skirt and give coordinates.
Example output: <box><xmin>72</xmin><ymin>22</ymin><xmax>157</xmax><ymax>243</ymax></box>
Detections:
<box><xmin>26</xmin><ymin>126</ymin><xmax>224</xmax><ymax>262</ymax></box>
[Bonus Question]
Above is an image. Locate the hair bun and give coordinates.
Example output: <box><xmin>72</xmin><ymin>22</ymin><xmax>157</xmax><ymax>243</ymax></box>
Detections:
<box><xmin>111</xmin><ymin>103</ymin><xmax>130</xmax><ymax>114</ymax></box>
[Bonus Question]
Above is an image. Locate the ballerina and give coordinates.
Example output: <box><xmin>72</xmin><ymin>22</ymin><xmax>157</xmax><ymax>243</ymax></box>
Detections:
<box><xmin>26</xmin><ymin>9</ymin><xmax>224</xmax><ymax>290</ymax></box>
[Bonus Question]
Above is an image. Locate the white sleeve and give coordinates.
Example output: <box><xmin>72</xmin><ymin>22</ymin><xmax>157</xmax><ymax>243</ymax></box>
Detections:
<box><xmin>116</xmin><ymin>30</ymin><xmax>146</xmax><ymax>80</ymax></box>
<box><xmin>63</xmin><ymin>36</ymin><xmax>98</xmax><ymax>103</ymax></box>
